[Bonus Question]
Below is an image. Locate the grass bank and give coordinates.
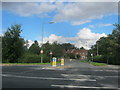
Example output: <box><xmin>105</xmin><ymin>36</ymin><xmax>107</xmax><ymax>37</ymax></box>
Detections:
<box><xmin>80</xmin><ymin>60</ymin><xmax>108</xmax><ymax>66</ymax></box>
<box><xmin>1</xmin><ymin>63</ymin><xmax>51</xmax><ymax>66</ymax></box>
<box><xmin>89</xmin><ymin>62</ymin><xmax>108</xmax><ymax>66</ymax></box>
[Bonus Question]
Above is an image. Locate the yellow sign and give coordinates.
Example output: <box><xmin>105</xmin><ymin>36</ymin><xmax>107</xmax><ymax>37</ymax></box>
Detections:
<box><xmin>52</xmin><ymin>57</ymin><xmax>56</xmax><ymax>67</ymax></box>
<box><xmin>61</xmin><ymin>58</ymin><xmax>64</xmax><ymax>66</ymax></box>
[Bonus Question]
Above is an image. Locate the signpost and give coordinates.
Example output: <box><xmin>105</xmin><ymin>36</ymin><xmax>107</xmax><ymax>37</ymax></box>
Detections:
<box><xmin>91</xmin><ymin>53</ymin><xmax>93</xmax><ymax>62</ymax></box>
<box><xmin>40</xmin><ymin>50</ymin><xmax>43</xmax><ymax>63</ymax></box>
<box><xmin>40</xmin><ymin>50</ymin><xmax>43</xmax><ymax>54</ymax></box>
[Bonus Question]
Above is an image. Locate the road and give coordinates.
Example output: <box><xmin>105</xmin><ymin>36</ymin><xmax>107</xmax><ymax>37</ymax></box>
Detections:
<box><xmin>1</xmin><ymin>60</ymin><xmax>120</xmax><ymax>89</ymax></box>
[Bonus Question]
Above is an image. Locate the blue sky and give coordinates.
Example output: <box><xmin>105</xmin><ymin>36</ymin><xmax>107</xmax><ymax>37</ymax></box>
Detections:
<box><xmin>2</xmin><ymin>2</ymin><xmax>118</xmax><ymax>49</ymax></box>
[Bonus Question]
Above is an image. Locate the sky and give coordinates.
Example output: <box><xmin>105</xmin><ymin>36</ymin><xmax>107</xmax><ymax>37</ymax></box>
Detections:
<box><xmin>1</xmin><ymin>1</ymin><xmax>118</xmax><ymax>49</ymax></box>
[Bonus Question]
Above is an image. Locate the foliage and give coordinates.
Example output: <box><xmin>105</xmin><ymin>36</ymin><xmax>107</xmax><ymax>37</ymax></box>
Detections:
<box><xmin>90</xmin><ymin>24</ymin><xmax>120</xmax><ymax>65</ymax></box>
<box><xmin>61</xmin><ymin>43</ymin><xmax>76</xmax><ymax>51</ymax></box>
<box><xmin>66</xmin><ymin>53</ymin><xmax>75</xmax><ymax>59</ymax></box>
<box><xmin>18</xmin><ymin>53</ymin><xmax>50</xmax><ymax>63</ymax></box>
<box><xmin>2</xmin><ymin>24</ymin><xmax>24</xmax><ymax>63</ymax></box>
<box><xmin>89</xmin><ymin>62</ymin><xmax>107</xmax><ymax>66</ymax></box>
<box><xmin>28</xmin><ymin>40</ymin><xmax>40</xmax><ymax>55</ymax></box>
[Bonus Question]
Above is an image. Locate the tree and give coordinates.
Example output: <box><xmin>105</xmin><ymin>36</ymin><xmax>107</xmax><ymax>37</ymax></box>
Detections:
<box><xmin>80</xmin><ymin>47</ymin><xmax>85</xmax><ymax>50</ymax></box>
<box><xmin>2</xmin><ymin>24</ymin><xmax>24</xmax><ymax>63</ymax></box>
<box><xmin>51</xmin><ymin>41</ymin><xmax>64</xmax><ymax>57</ymax></box>
<box><xmin>28</xmin><ymin>40</ymin><xmax>40</xmax><ymax>55</ymax></box>
<box><xmin>61</xmin><ymin>43</ymin><xmax>76</xmax><ymax>51</ymax></box>
<box><xmin>89</xmin><ymin>24</ymin><xmax>120</xmax><ymax>65</ymax></box>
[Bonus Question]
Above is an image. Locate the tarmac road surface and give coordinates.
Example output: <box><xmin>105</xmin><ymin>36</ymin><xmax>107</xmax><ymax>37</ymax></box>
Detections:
<box><xmin>1</xmin><ymin>59</ymin><xmax>120</xmax><ymax>90</ymax></box>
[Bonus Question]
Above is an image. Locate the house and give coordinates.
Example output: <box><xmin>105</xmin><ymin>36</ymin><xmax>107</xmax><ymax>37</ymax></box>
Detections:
<box><xmin>66</xmin><ymin>49</ymin><xmax>88</xmax><ymax>60</ymax></box>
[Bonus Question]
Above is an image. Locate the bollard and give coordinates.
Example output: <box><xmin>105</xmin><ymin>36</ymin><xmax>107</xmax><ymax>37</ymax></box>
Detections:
<box><xmin>61</xmin><ymin>58</ymin><xmax>64</xmax><ymax>66</ymax></box>
<box><xmin>52</xmin><ymin>57</ymin><xmax>56</xmax><ymax>67</ymax></box>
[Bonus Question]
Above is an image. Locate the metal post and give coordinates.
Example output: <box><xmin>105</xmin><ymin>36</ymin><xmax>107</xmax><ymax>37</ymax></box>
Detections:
<box><xmin>97</xmin><ymin>42</ymin><xmax>99</xmax><ymax>56</ymax></box>
<box><xmin>41</xmin><ymin>54</ymin><xmax>43</xmax><ymax>63</ymax></box>
<box><xmin>41</xmin><ymin>23</ymin><xmax>44</xmax><ymax>63</ymax></box>
<box><xmin>50</xmin><ymin>50</ymin><xmax>52</xmax><ymax>63</ymax></box>
<box><xmin>92</xmin><ymin>55</ymin><xmax>93</xmax><ymax>62</ymax></box>
<box><xmin>40</xmin><ymin>22</ymin><xmax>54</xmax><ymax>63</ymax></box>
<box><xmin>91</xmin><ymin>53</ymin><xmax>93</xmax><ymax>62</ymax></box>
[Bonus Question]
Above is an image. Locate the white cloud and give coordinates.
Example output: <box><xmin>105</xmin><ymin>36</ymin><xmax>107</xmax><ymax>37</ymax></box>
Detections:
<box><xmin>77</xmin><ymin>28</ymin><xmax>106</xmax><ymax>40</ymax></box>
<box><xmin>99</xmin><ymin>24</ymin><xmax>113</xmax><ymax>27</ymax></box>
<box><xmin>71</xmin><ymin>20</ymin><xmax>91</xmax><ymax>25</ymax></box>
<box><xmin>26</xmin><ymin>40</ymin><xmax>34</xmax><ymax>48</ymax></box>
<box><xmin>3</xmin><ymin>2</ymin><xmax>118</xmax><ymax>25</ymax></box>
<box><xmin>54</xmin><ymin>2</ymin><xmax>117</xmax><ymax>24</ymax></box>
<box><xmin>89</xmin><ymin>25</ymin><xmax>94</xmax><ymax>28</ymax></box>
<box><xmin>1</xmin><ymin>0</ymin><xmax>119</xmax><ymax>2</ymax></box>
<box><xmin>44</xmin><ymin>34</ymin><xmax>64</xmax><ymax>43</ymax></box>
<box><xmin>3</xmin><ymin>2</ymin><xmax>56</xmax><ymax>17</ymax></box>
<box><xmin>0</xmin><ymin>33</ymin><xmax>3</xmax><ymax>37</ymax></box>
<box><xmin>42</xmin><ymin>28</ymin><xmax>107</xmax><ymax>49</ymax></box>
<box><xmin>27</xmin><ymin>28</ymin><xmax>107</xmax><ymax>49</ymax></box>
<box><xmin>75</xmin><ymin>28</ymin><xmax>107</xmax><ymax>49</ymax></box>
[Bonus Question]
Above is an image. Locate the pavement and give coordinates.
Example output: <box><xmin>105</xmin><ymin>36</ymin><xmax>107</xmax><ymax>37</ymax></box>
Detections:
<box><xmin>1</xmin><ymin>59</ymin><xmax>120</xmax><ymax>89</ymax></box>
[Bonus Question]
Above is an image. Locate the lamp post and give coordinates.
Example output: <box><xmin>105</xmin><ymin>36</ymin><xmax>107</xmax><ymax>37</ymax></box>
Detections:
<box><xmin>97</xmin><ymin>42</ymin><xmax>99</xmax><ymax>56</ymax></box>
<box><xmin>40</xmin><ymin>21</ymin><xmax>55</xmax><ymax>63</ymax></box>
<box><xmin>50</xmin><ymin>50</ymin><xmax>53</xmax><ymax>62</ymax></box>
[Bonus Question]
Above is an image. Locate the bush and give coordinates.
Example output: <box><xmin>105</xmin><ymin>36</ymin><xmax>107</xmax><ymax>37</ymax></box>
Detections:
<box><xmin>18</xmin><ymin>53</ymin><xmax>50</xmax><ymax>63</ymax></box>
<box><xmin>92</xmin><ymin>55</ymin><xmax>106</xmax><ymax>63</ymax></box>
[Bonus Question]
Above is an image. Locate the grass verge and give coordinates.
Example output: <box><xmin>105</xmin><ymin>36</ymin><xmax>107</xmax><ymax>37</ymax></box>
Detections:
<box><xmin>1</xmin><ymin>63</ymin><xmax>51</xmax><ymax>65</ymax></box>
<box><xmin>80</xmin><ymin>60</ymin><xmax>107</xmax><ymax>66</ymax></box>
<box><xmin>89</xmin><ymin>62</ymin><xmax>107</xmax><ymax>66</ymax></box>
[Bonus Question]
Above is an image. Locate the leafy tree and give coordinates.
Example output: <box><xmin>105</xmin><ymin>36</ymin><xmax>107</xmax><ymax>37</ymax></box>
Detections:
<box><xmin>61</xmin><ymin>43</ymin><xmax>76</xmax><ymax>51</ymax></box>
<box><xmin>28</xmin><ymin>40</ymin><xmax>40</xmax><ymax>55</ymax></box>
<box><xmin>90</xmin><ymin>24</ymin><xmax>120</xmax><ymax>65</ymax></box>
<box><xmin>80</xmin><ymin>47</ymin><xmax>85</xmax><ymax>50</ymax></box>
<box><xmin>42</xmin><ymin>41</ymin><xmax>52</xmax><ymax>56</ymax></box>
<box><xmin>2</xmin><ymin>24</ymin><xmax>24</xmax><ymax>63</ymax></box>
<box><xmin>51</xmin><ymin>41</ymin><xmax>64</xmax><ymax>57</ymax></box>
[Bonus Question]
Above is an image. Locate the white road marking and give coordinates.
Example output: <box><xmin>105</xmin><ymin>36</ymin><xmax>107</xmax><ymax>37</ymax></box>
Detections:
<box><xmin>1</xmin><ymin>74</ymin><xmax>96</xmax><ymax>81</ymax></box>
<box><xmin>42</xmin><ymin>67</ymin><xmax>65</xmax><ymax>70</ymax></box>
<box><xmin>51</xmin><ymin>85</ymin><xmax>119</xmax><ymax>89</ymax></box>
<box><xmin>93</xmin><ymin>70</ymin><xmax>118</xmax><ymax>72</ymax></box>
<box><xmin>61</xmin><ymin>74</ymin><xmax>89</xmax><ymax>77</ymax></box>
<box><xmin>61</xmin><ymin>74</ymin><xmax>119</xmax><ymax>78</ymax></box>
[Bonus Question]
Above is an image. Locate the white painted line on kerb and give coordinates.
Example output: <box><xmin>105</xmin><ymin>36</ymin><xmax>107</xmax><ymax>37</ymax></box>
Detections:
<box><xmin>61</xmin><ymin>74</ymin><xmax>89</xmax><ymax>77</ymax></box>
<box><xmin>1</xmin><ymin>74</ymin><xmax>96</xmax><ymax>81</ymax></box>
<box><xmin>93</xmin><ymin>70</ymin><xmax>118</xmax><ymax>72</ymax></box>
<box><xmin>51</xmin><ymin>85</ymin><xmax>119</xmax><ymax>89</ymax></box>
<box><xmin>61</xmin><ymin>74</ymin><xmax>119</xmax><ymax>78</ymax></box>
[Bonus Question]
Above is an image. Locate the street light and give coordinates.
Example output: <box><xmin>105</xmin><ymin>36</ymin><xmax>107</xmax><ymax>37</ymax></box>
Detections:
<box><xmin>40</xmin><ymin>21</ymin><xmax>55</xmax><ymax>63</ymax></box>
<box><xmin>50</xmin><ymin>50</ymin><xmax>53</xmax><ymax>62</ymax></box>
<box><xmin>96</xmin><ymin>42</ymin><xmax>99</xmax><ymax>56</ymax></box>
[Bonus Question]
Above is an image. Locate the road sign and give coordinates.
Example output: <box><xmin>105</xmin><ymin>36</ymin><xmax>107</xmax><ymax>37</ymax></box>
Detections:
<box><xmin>40</xmin><ymin>50</ymin><xmax>43</xmax><ymax>54</ymax></box>
<box><xmin>50</xmin><ymin>51</ymin><xmax>52</xmax><ymax>55</ymax></box>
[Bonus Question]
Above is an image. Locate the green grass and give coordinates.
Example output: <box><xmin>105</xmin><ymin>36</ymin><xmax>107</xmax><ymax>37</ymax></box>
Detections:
<box><xmin>80</xmin><ymin>60</ymin><xmax>107</xmax><ymax>66</ymax></box>
<box><xmin>80</xmin><ymin>60</ymin><xmax>88</xmax><ymax>63</ymax></box>
<box><xmin>1</xmin><ymin>63</ymin><xmax>51</xmax><ymax>65</ymax></box>
<box><xmin>89</xmin><ymin>62</ymin><xmax>107</xmax><ymax>66</ymax></box>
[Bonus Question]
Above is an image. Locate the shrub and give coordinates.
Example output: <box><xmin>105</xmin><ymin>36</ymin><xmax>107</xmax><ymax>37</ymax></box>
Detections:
<box><xmin>18</xmin><ymin>53</ymin><xmax>50</xmax><ymax>63</ymax></box>
<box><xmin>93</xmin><ymin>55</ymin><xmax>106</xmax><ymax>63</ymax></box>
